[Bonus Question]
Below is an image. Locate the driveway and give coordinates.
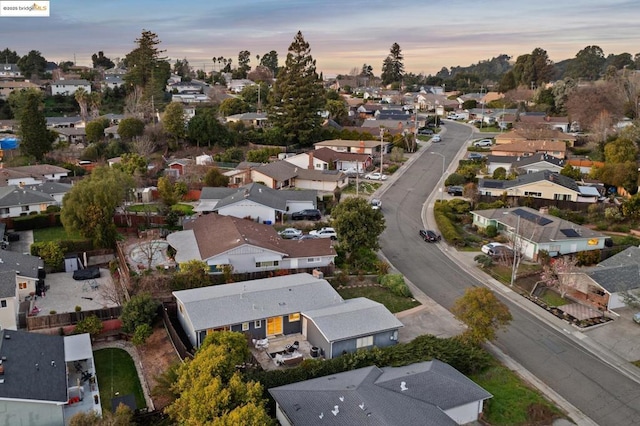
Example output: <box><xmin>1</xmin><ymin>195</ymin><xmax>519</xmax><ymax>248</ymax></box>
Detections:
<box><xmin>582</xmin><ymin>307</ymin><xmax>640</xmax><ymax>362</ymax></box>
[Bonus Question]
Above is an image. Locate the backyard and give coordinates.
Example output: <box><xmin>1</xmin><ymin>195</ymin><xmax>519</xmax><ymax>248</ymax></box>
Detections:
<box><xmin>33</xmin><ymin>226</ymin><xmax>84</xmax><ymax>242</ymax></box>
<box><xmin>94</xmin><ymin>348</ymin><xmax>146</xmax><ymax>414</ymax></box>
<box><xmin>337</xmin><ymin>282</ymin><xmax>421</xmax><ymax>313</ymax></box>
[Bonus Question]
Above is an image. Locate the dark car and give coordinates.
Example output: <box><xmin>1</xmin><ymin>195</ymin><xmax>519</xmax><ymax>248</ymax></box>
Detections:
<box><xmin>291</xmin><ymin>209</ymin><xmax>322</xmax><ymax>221</ymax></box>
<box><xmin>447</xmin><ymin>186</ymin><xmax>464</xmax><ymax>196</ymax></box>
<box><xmin>488</xmin><ymin>245</ymin><xmax>514</xmax><ymax>260</ymax></box>
<box><xmin>418</xmin><ymin>128</ymin><xmax>434</xmax><ymax>135</ymax></box>
<box><xmin>419</xmin><ymin>229</ymin><xmax>441</xmax><ymax>242</ymax></box>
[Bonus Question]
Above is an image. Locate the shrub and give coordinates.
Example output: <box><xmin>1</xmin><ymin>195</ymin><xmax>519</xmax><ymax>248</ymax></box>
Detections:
<box><xmin>120</xmin><ymin>293</ymin><xmax>159</xmax><ymax>334</ymax></box>
<box><xmin>386</xmin><ymin>164</ymin><xmax>399</xmax><ymax>174</ymax></box>
<box><xmin>379</xmin><ymin>274</ymin><xmax>412</xmax><ymax>297</ymax></box>
<box><xmin>49</xmin><ymin>310</ymin><xmax>57</xmax><ymax>315</ymax></box>
<box><xmin>74</xmin><ymin>315</ymin><xmax>103</xmax><ymax>336</ymax></box>
<box><xmin>485</xmin><ymin>225</ymin><xmax>498</xmax><ymax>238</ymax></box>
<box><xmin>75</xmin><ymin>306</ymin><xmax>82</xmax><ymax>312</ymax></box>
<box><xmin>576</xmin><ymin>250</ymin><xmax>601</xmax><ymax>266</ymax></box>
<box><xmin>132</xmin><ymin>324</ymin><xmax>153</xmax><ymax>346</ymax></box>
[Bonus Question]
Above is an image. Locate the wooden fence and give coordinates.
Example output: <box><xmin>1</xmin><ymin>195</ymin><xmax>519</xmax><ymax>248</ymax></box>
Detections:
<box><xmin>161</xmin><ymin>302</ymin><xmax>194</xmax><ymax>360</ymax></box>
<box><xmin>115</xmin><ymin>242</ymin><xmax>132</xmax><ymax>302</ymax></box>
<box><xmin>26</xmin><ymin>306</ymin><xmax>122</xmax><ymax>331</ymax></box>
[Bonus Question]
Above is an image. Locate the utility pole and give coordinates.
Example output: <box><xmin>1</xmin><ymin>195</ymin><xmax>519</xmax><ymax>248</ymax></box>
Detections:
<box><xmin>379</xmin><ymin>127</ymin><xmax>385</xmax><ymax>176</ymax></box>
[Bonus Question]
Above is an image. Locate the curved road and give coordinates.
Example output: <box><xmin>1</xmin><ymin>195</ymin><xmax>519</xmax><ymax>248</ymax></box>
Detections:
<box><xmin>379</xmin><ymin>121</ymin><xmax>640</xmax><ymax>426</ymax></box>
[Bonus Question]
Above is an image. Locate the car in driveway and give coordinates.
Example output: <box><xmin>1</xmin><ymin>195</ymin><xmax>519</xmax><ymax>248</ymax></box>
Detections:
<box><xmin>468</xmin><ymin>152</ymin><xmax>485</xmax><ymax>161</ymax></box>
<box><xmin>309</xmin><ymin>227</ymin><xmax>337</xmax><ymax>239</ymax></box>
<box><xmin>278</xmin><ymin>228</ymin><xmax>303</xmax><ymax>239</ymax></box>
<box><xmin>473</xmin><ymin>139</ymin><xmax>493</xmax><ymax>147</ymax></box>
<box><xmin>481</xmin><ymin>242</ymin><xmax>506</xmax><ymax>255</ymax></box>
<box><xmin>419</xmin><ymin>229</ymin><xmax>441</xmax><ymax>242</ymax></box>
<box><xmin>364</xmin><ymin>172</ymin><xmax>388</xmax><ymax>181</ymax></box>
<box><xmin>291</xmin><ymin>209</ymin><xmax>322</xmax><ymax>220</ymax></box>
<box><xmin>488</xmin><ymin>245</ymin><xmax>514</xmax><ymax>259</ymax></box>
<box><xmin>292</xmin><ymin>234</ymin><xmax>319</xmax><ymax>240</ymax></box>
<box><xmin>447</xmin><ymin>186</ymin><xmax>464</xmax><ymax>196</ymax></box>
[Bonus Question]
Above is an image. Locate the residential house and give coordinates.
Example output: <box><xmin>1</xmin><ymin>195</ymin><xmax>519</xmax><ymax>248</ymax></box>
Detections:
<box><xmin>250</xmin><ymin>161</ymin><xmax>299</xmax><ymax>190</ymax></box>
<box><xmin>284</xmin><ymin>148</ymin><xmax>372</xmax><ymax>174</ymax></box>
<box><xmin>567</xmin><ymin>158</ymin><xmax>605</xmax><ymax>175</ymax></box>
<box><xmin>166</xmin><ymin>159</ymin><xmax>194</xmax><ymax>178</ymax></box>
<box><xmin>0</xmin><ymin>63</ymin><xmax>21</xmax><ymax>79</ymax></box>
<box><xmin>490</xmin><ymin>140</ymin><xmax>567</xmax><ymax>159</ymax></box>
<box><xmin>46</xmin><ymin>116</ymin><xmax>84</xmax><ymax>129</ymax></box>
<box><xmin>196</xmin><ymin>183</ymin><xmax>317</xmax><ymax>223</ymax></box>
<box><xmin>0</xmin><ymin>330</ymin><xmax>101</xmax><ymax>425</ymax></box>
<box><xmin>101</xmin><ymin>74</ymin><xmax>124</xmax><ymax>90</ymax></box>
<box><xmin>0</xmin><ymin>185</ymin><xmax>58</xmax><ymax>217</ymax></box>
<box><xmin>486</xmin><ymin>153</ymin><xmax>565</xmax><ymax>176</ymax></box>
<box><xmin>50</xmin><ymin>80</ymin><xmax>92</xmax><ymax>96</ymax></box>
<box><xmin>166</xmin><ymin>214</ymin><xmax>335</xmax><ymax>275</ymax></box>
<box><xmin>166</xmin><ymin>81</ymin><xmax>203</xmax><ymax>93</ymax></box>
<box><xmin>251</xmin><ymin>161</ymin><xmax>347</xmax><ymax>193</ymax></box>
<box><xmin>269</xmin><ymin>359</ymin><xmax>492</xmax><ymax>426</ymax></box>
<box><xmin>173</xmin><ymin>273</ymin><xmax>402</xmax><ymax>356</ymax></box>
<box><xmin>314</xmin><ymin>139</ymin><xmax>392</xmax><ymax>156</ymax></box>
<box><xmin>171</xmin><ymin>93</ymin><xmax>210</xmax><ymax>103</ymax></box>
<box><xmin>8</xmin><ymin>165</ymin><xmax>70</xmax><ymax>183</ymax></box>
<box><xmin>477</xmin><ymin>170</ymin><xmax>598</xmax><ymax>202</ymax></box>
<box><xmin>361</xmin><ymin>118</ymin><xmax>417</xmax><ymax>134</ymax></box>
<box><xmin>0</xmin><ymin>251</ymin><xmax>45</xmax><ymax>330</ymax></box>
<box><xmin>53</xmin><ymin>127</ymin><xmax>86</xmax><ymax>144</ymax></box>
<box><xmin>24</xmin><ymin>182</ymin><xmax>72</xmax><ymax>204</ymax></box>
<box><xmin>225</xmin><ymin>112</ymin><xmax>268</xmax><ymax>127</ymax></box>
<box><xmin>517</xmin><ymin>114</ymin><xmax>571</xmax><ymax>133</ymax></box>
<box><xmin>471</xmin><ymin>206</ymin><xmax>607</xmax><ymax>260</ymax></box>
<box><xmin>0</xmin><ymin>80</ymin><xmax>41</xmax><ymax>100</ymax></box>
<box><xmin>494</xmin><ymin>129</ymin><xmax>576</xmax><ymax>147</ymax></box>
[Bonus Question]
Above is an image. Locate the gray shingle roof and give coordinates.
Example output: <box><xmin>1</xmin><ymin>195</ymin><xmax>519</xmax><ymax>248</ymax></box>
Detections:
<box><xmin>586</xmin><ymin>265</ymin><xmax>640</xmax><ymax>293</ymax></box>
<box><xmin>214</xmin><ymin>183</ymin><xmax>287</xmax><ymax>211</ymax></box>
<box><xmin>0</xmin><ymin>270</ymin><xmax>15</xmax><ymax>298</ymax></box>
<box><xmin>0</xmin><ymin>330</ymin><xmax>67</xmax><ymax>402</ymax></box>
<box><xmin>173</xmin><ymin>273</ymin><xmax>344</xmax><ymax>331</ymax></box>
<box><xmin>269</xmin><ymin>360</ymin><xmax>491</xmax><ymax>426</ymax></box>
<box><xmin>598</xmin><ymin>246</ymin><xmax>640</xmax><ymax>268</ymax></box>
<box><xmin>0</xmin><ymin>185</ymin><xmax>56</xmax><ymax>208</ymax></box>
<box><xmin>303</xmin><ymin>298</ymin><xmax>403</xmax><ymax>342</ymax></box>
<box><xmin>199</xmin><ymin>187</ymin><xmax>237</xmax><ymax>200</ymax></box>
<box><xmin>253</xmin><ymin>161</ymin><xmax>298</xmax><ymax>182</ymax></box>
<box><xmin>478</xmin><ymin>170</ymin><xmax>580</xmax><ymax>193</ymax></box>
<box><xmin>24</xmin><ymin>182</ymin><xmax>72</xmax><ymax>196</ymax></box>
<box><xmin>0</xmin><ymin>251</ymin><xmax>44</xmax><ymax>279</ymax></box>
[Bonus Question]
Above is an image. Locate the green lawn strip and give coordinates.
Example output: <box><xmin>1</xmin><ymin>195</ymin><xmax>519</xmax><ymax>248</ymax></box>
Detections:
<box><xmin>538</xmin><ymin>289</ymin><xmax>567</xmax><ymax>307</ymax></box>
<box><xmin>94</xmin><ymin>348</ymin><xmax>146</xmax><ymax>413</ymax></box>
<box><xmin>33</xmin><ymin>226</ymin><xmax>84</xmax><ymax>243</ymax></box>
<box><xmin>470</xmin><ymin>363</ymin><xmax>565</xmax><ymax>425</ymax></box>
<box><xmin>171</xmin><ymin>203</ymin><xmax>194</xmax><ymax>215</ymax></box>
<box><xmin>337</xmin><ymin>285</ymin><xmax>420</xmax><ymax>313</ymax></box>
<box><xmin>341</xmin><ymin>182</ymin><xmax>381</xmax><ymax>195</ymax></box>
<box><xmin>126</xmin><ymin>204</ymin><xmax>160</xmax><ymax>213</ymax></box>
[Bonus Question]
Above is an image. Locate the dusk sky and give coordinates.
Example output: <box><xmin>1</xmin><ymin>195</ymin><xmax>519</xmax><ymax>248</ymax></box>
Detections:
<box><xmin>2</xmin><ymin>0</ymin><xmax>638</xmax><ymax>76</ymax></box>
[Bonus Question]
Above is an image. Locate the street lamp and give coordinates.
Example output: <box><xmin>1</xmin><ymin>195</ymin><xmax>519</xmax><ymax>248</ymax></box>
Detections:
<box><xmin>430</xmin><ymin>151</ymin><xmax>446</xmax><ymax>202</ymax></box>
<box><xmin>503</xmin><ymin>211</ymin><xmax>522</xmax><ymax>287</ymax></box>
<box><xmin>380</xmin><ymin>127</ymin><xmax>385</xmax><ymax>176</ymax></box>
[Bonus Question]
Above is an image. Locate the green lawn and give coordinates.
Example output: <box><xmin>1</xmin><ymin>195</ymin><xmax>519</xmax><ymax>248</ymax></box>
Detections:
<box><xmin>126</xmin><ymin>203</ymin><xmax>194</xmax><ymax>215</ymax></box>
<box><xmin>538</xmin><ymin>288</ymin><xmax>567</xmax><ymax>307</ymax></box>
<box><xmin>337</xmin><ymin>285</ymin><xmax>420</xmax><ymax>313</ymax></box>
<box><xmin>470</xmin><ymin>363</ymin><xmax>565</xmax><ymax>425</ymax></box>
<box><xmin>33</xmin><ymin>226</ymin><xmax>84</xmax><ymax>243</ymax></box>
<box><xmin>341</xmin><ymin>181</ymin><xmax>382</xmax><ymax>195</ymax></box>
<box><xmin>94</xmin><ymin>348</ymin><xmax>146</xmax><ymax>413</ymax></box>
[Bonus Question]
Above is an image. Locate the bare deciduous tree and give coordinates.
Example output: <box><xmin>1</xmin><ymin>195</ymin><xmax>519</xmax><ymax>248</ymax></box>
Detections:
<box><xmin>540</xmin><ymin>256</ymin><xmax>580</xmax><ymax>298</ymax></box>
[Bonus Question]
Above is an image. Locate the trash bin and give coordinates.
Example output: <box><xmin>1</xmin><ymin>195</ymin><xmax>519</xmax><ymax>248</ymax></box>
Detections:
<box><xmin>310</xmin><ymin>347</ymin><xmax>320</xmax><ymax>358</ymax></box>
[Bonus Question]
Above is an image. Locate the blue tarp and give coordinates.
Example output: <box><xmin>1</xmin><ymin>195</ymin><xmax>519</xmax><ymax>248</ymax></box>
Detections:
<box><xmin>0</xmin><ymin>138</ymin><xmax>18</xmax><ymax>150</ymax></box>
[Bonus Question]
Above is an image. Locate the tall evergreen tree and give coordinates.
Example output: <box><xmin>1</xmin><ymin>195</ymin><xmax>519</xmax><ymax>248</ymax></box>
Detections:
<box><xmin>260</xmin><ymin>50</ymin><xmax>279</xmax><ymax>76</ymax></box>
<box><xmin>381</xmin><ymin>43</ymin><xmax>404</xmax><ymax>86</ymax></box>
<box><xmin>0</xmin><ymin>48</ymin><xmax>20</xmax><ymax>64</ymax></box>
<box><xmin>17</xmin><ymin>50</ymin><xmax>47</xmax><ymax>79</ymax></box>
<box><xmin>268</xmin><ymin>31</ymin><xmax>325</xmax><ymax>147</ymax></box>
<box><xmin>18</xmin><ymin>90</ymin><xmax>53</xmax><ymax>161</ymax></box>
<box><xmin>512</xmin><ymin>48</ymin><xmax>555</xmax><ymax>89</ymax></box>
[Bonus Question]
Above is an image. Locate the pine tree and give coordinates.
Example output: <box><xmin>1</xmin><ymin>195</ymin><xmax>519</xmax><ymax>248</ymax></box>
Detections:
<box><xmin>268</xmin><ymin>31</ymin><xmax>325</xmax><ymax>147</ymax></box>
<box><xmin>18</xmin><ymin>90</ymin><xmax>53</xmax><ymax>161</ymax></box>
<box><xmin>381</xmin><ymin>43</ymin><xmax>405</xmax><ymax>86</ymax></box>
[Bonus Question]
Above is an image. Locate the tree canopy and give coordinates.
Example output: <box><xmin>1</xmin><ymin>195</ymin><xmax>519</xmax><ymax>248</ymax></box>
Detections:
<box><xmin>452</xmin><ymin>287</ymin><xmax>512</xmax><ymax>344</ymax></box>
<box><xmin>331</xmin><ymin>197</ymin><xmax>386</xmax><ymax>255</ymax></box>
<box><xmin>61</xmin><ymin>166</ymin><xmax>134</xmax><ymax>248</ymax></box>
<box><xmin>268</xmin><ymin>31</ymin><xmax>325</xmax><ymax>147</ymax></box>
<box><xmin>17</xmin><ymin>90</ymin><xmax>54</xmax><ymax>161</ymax></box>
<box><xmin>381</xmin><ymin>43</ymin><xmax>404</xmax><ymax>86</ymax></box>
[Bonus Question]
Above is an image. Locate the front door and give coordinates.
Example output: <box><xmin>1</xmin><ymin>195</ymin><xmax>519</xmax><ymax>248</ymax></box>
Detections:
<box><xmin>266</xmin><ymin>316</ymin><xmax>283</xmax><ymax>336</ymax></box>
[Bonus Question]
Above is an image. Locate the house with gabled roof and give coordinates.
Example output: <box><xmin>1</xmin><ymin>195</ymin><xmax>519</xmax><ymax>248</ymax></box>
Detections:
<box><xmin>167</xmin><ymin>213</ymin><xmax>335</xmax><ymax>275</ymax></box>
<box><xmin>269</xmin><ymin>359</ymin><xmax>492</xmax><ymax>426</ymax></box>
<box><xmin>24</xmin><ymin>182</ymin><xmax>72</xmax><ymax>204</ymax></box>
<box><xmin>495</xmin><ymin>129</ymin><xmax>576</xmax><ymax>146</ymax></box>
<box><xmin>0</xmin><ymin>185</ymin><xmax>57</xmax><ymax>218</ymax></box>
<box><xmin>471</xmin><ymin>206</ymin><xmax>606</xmax><ymax>260</ymax></box>
<box><xmin>10</xmin><ymin>164</ymin><xmax>70</xmax><ymax>182</ymax></box>
<box><xmin>0</xmin><ymin>330</ymin><xmax>101</xmax><ymax>425</ymax></box>
<box><xmin>251</xmin><ymin>161</ymin><xmax>348</xmax><ymax>193</ymax></box>
<box><xmin>284</xmin><ymin>148</ymin><xmax>372</xmax><ymax>175</ymax></box>
<box><xmin>0</xmin><ymin>80</ymin><xmax>41</xmax><ymax>100</ymax></box>
<box><xmin>173</xmin><ymin>273</ymin><xmax>402</xmax><ymax>356</ymax></box>
<box><xmin>225</xmin><ymin>112</ymin><xmax>268</xmax><ymax>127</ymax></box>
<box><xmin>314</xmin><ymin>139</ymin><xmax>392</xmax><ymax>156</ymax></box>
<box><xmin>0</xmin><ymin>63</ymin><xmax>21</xmax><ymax>79</ymax></box>
<box><xmin>477</xmin><ymin>170</ymin><xmax>599</xmax><ymax>203</ymax></box>
<box><xmin>490</xmin><ymin>140</ymin><xmax>567</xmax><ymax>159</ymax></box>
<box><xmin>0</xmin><ymin>250</ymin><xmax>45</xmax><ymax>330</ymax></box>
<box><xmin>486</xmin><ymin>153</ymin><xmax>565</xmax><ymax>176</ymax></box>
<box><xmin>50</xmin><ymin>79</ymin><xmax>91</xmax><ymax>96</ymax></box>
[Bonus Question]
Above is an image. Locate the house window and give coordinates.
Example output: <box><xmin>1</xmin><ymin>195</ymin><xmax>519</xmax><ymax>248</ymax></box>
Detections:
<box><xmin>21</xmin><ymin>206</ymin><xmax>30</xmax><ymax>212</ymax></box>
<box><xmin>356</xmin><ymin>336</ymin><xmax>374</xmax><ymax>348</ymax></box>
<box><xmin>524</xmin><ymin>191</ymin><xmax>542</xmax><ymax>197</ymax></box>
<box><xmin>18</xmin><ymin>282</ymin><xmax>27</xmax><ymax>290</ymax></box>
<box><xmin>242</xmin><ymin>322</ymin><xmax>249</xmax><ymax>331</ymax></box>
<box><xmin>0</xmin><ymin>208</ymin><xmax>8</xmax><ymax>215</ymax></box>
<box><xmin>554</xmin><ymin>194</ymin><xmax>572</xmax><ymax>201</ymax></box>
<box><xmin>288</xmin><ymin>313</ymin><xmax>300</xmax><ymax>322</ymax></box>
<box><xmin>307</xmin><ymin>257</ymin><xmax>321</xmax><ymax>263</ymax></box>
<box><xmin>0</xmin><ymin>300</ymin><xmax>6</xmax><ymax>308</ymax></box>
<box><xmin>254</xmin><ymin>320</ymin><xmax>261</xmax><ymax>328</ymax></box>
<box><xmin>256</xmin><ymin>261</ymin><xmax>279</xmax><ymax>268</ymax></box>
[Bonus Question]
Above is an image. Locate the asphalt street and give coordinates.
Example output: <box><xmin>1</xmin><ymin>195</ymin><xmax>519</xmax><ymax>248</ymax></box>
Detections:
<box><xmin>378</xmin><ymin>121</ymin><xmax>640</xmax><ymax>426</ymax></box>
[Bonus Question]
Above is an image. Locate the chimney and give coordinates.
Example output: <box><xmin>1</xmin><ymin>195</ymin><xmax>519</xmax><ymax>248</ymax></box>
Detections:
<box><xmin>308</xmin><ymin>151</ymin><xmax>314</xmax><ymax>170</ymax></box>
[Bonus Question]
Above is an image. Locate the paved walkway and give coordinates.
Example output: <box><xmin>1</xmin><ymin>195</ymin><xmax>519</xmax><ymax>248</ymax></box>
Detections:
<box><xmin>92</xmin><ymin>340</ymin><xmax>155</xmax><ymax>411</ymax></box>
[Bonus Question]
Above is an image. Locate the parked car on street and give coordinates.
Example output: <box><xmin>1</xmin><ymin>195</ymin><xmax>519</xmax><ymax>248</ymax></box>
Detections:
<box><xmin>278</xmin><ymin>228</ymin><xmax>303</xmax><ymax>239</ymax></box>
<box><xmin>473</xmin><ymin>139</ymin><xmax>493</xmax><ymax>147</ymax></box>
<box><xmin>633</xmin><ymin>312</ymin><xmax>640</xmax><ymax>324</ymax></box>
<box><xmin>419</xmin><ymin>229</ymin><xmax>441</xmax><ymax>242</ymax></box>
<box><xmin>364</xmin><ymin>172</ymin><xmax>388</xmax><ymax>181</ymax></box>
<box><xmin>370</xmin><ymin>199</ymin><xmax>382</xmax><ymax>210</ymax></box>
<box><xmin>309</xmin><ymin>227</ymin><xmax>337</xmax><ymax>240</ymax></box>
<box><xmin>291</xmin><ymin>209</ymin><xmax>322</xmax><ymax>220</ymax></box>
<box><xmin>431</xmin><ymin>134</ymin><xmax>442</xmax><ymax>143</ymax></box>
<box><xmin>418</xmin><ymin>128</ymin><xmax>434</xmax><ymax>135</ymax></box>
<box><xmin>481</xmin><ymin>242</ymin><xmax>506</xmax><ymax>255</ymax></box>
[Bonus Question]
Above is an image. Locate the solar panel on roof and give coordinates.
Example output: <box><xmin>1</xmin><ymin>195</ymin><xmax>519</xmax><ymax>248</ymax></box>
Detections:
<box><xmin>512</xmin><ymin>208</ymin><xmax>553</xmax><ymax>226</ymax></box>
<box><xmin>560</xmin><ymin>229</ymin><xmax>581</xmax><ymax>238</ymax></box>
<box><xmin>483</xmin><ymin>181</ymin><xmax>505</xmax><ymax>188</ymax></box>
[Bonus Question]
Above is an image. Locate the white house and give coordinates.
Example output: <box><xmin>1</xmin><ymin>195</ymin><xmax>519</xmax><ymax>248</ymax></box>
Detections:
<box><xmin>50</xmin><ymin>80</ymin><xmax>92</xmax><ymax>96</ymax></box>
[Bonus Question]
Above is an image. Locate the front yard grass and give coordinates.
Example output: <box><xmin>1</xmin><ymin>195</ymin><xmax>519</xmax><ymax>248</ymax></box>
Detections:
<box><xmin>470</xmin><ymin>362</ymin><xmax>565</xmax><ymax>425</ymax></box>
<box><xmin>341</xmin><ymin>181</ymin><xmax>382</xmax><ymax>195</ymax></box>
<box><xmin>33</xmin><ymin>226</ymin><xmax>84</xmax><ymax>243</ymax></box>
<box><xmin>94</xmin><ymin>348</ymin><xmax>146</xmax><ymax>413</ymax></box>
<box><xmin>337</xmin><ymin>284</ymin><xmax>420</xmax><ymax>313</ymax></box>
<box><xmin>538</xmin><ymin>288</ymin><xmax>567</xmax><ymax>307</ymax></box>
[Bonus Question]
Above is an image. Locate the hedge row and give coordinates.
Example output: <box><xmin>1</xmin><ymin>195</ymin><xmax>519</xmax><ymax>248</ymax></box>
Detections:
<box><xmin>30</xmin><ymin>239</ymin><xmax>93</xmax><ymax>257</ymax></box>
<box><xmin>379</xmin><ymin>274</ymin><xmax>411</xmax><ymax>297</ymax></box>
<box><xmin>433</xmin><ymin>202</ymin><xmax>464</xmax><ymax>246</ymax></box>
<box><xmin>12</xmin><ymin>213</ymin><xmax>61</xmax><ymax>231</ymax></box>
